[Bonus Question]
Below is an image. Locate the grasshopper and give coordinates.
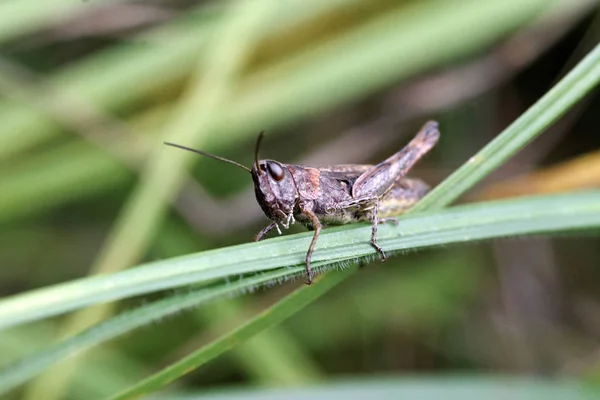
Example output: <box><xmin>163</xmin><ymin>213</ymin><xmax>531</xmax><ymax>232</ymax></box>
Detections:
<box><xmin>165</xmin><ymin>121</ymin><xmax>440</xmax><ymax>284</ymax></box>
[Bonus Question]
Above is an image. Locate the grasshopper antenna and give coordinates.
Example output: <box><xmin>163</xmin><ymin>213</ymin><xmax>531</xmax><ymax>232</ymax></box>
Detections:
<box><xmin>254</xmin><ymin>131</ymin><xmax>265</xmax><ymax>172</ymax></box>
<box><xmin>164</xmin><ymin>142</ymin><xmax>251</xmax><ymax>173</ymax></box>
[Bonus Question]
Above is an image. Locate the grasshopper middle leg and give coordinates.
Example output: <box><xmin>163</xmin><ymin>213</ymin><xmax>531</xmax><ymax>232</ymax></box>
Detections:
<box><xmin>369</xmin><ymin>202</ymin><xmax>388</xmax><ymax>262</ymax></box>
<box><xmin>337</xmin><ymin>197</ymin><xmax>394</xmax><ymax>262</ymax></box>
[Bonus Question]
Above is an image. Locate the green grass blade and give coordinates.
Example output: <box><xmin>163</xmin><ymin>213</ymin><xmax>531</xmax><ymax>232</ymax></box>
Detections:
<box><xmin>0</xmin><ymin>323</ymin><xmax>147</xmax><ymax>397</ymax></box>
<box><xmin>109</xmin><ymin>269</ymin><xmax>353</xmax><ymax>400</ymax></box>
<box><xmin>150</xmin><ymin>377</ymin><xmax>600</xmax><ymax>400</ymax></box>
<box><xmin>157</xmin><ymin>224</ymin><xmax>322</xmax><ymax>385</ymax></box>
<box><xmin>410</xmin><ymin>42</ymin><xmax>600</xmax><ymax>213</ymax></box>
<box><xmin>0</xmin><ymin>266</ymin><xmax>336</xmax><ymax>395</ymax></box>
<box><xmin>0</xmin><ymin>190</ymin><xmax>599</xmax><ymax>331</ymax></box>
<box><xmin>197</xmin><ymin>300</ymin><xmax>323</xmax><ymax>385</ymax></box>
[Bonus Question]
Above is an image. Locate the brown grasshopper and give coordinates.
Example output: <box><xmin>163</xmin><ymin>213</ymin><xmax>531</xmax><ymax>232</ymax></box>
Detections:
<box><xmin>165</xmin><ymin>121</ymin><xmax>440</xmax><ymax>284</ymax></box>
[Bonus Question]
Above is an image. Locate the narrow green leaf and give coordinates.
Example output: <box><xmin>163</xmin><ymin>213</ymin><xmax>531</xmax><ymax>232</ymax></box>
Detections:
<box><xmin>109</xmin><ymin>268</ymin><xmax>353</xmax><ymax>400</ymax></box>
<box><xmin>0</xmin><ymin>190</ymin><xmax>598</xmax><ymax>331</ymax></box>
<box><xmin>410</xmin><ymin>43</ymin><xmax>600</xmax><ymax>213</ymax></box>
<box><xmin>0</xmin><ymin>266</ymin><xmax>328</xmax><ymax>395</ymax></box>
<box><xmin>151</xmin><ymin>377</ymin><xmax>600</xmax><ymax>400</ymax></box>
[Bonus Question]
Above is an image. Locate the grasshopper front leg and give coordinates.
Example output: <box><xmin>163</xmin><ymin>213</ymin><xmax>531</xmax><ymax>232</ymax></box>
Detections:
<box><xmin>254</xmin><ymin>221</ymin><xmax>278</xmax><ymax>241</ymax></box>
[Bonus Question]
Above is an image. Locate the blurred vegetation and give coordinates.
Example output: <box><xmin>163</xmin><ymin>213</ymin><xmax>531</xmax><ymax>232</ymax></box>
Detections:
<box><xmin>0</xmin><ymin>0</ymin><xmax>599</xmax><ymax>399</ymax></box>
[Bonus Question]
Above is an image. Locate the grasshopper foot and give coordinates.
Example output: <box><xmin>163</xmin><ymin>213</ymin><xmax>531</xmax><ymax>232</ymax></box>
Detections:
<box><xmin>305</xmin><ymin>264</ymin><xmax>313</xmax><ymax>285</ymax></box>
<box><xmin>372</xmin><ymin>241</ymin><xmax>387</xmax><ymax>262</ymax></box>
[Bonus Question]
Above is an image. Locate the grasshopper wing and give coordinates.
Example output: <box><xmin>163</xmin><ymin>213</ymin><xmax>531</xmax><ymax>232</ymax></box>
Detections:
<box><xmin>318</xmin><ymin>164</ymin><xmax>373</xmax><ymax>182</ymax></box>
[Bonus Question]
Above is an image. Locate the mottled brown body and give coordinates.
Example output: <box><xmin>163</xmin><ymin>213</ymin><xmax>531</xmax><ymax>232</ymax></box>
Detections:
<box><xmin>251</xmin><ymin>120</ymin><xmax>439</xmax><ymax>284</ymax></box>
<box><xmin>165</xmin><ymin>121</ymin><xmax>440</xmax><ymax>284</ymax></box>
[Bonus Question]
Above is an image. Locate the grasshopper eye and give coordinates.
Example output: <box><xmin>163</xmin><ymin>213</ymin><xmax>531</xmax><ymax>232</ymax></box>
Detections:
<box><xmin>267</xmin><ymin>162</ymin><xmax>284</xmax><ymax>181</ymax></box>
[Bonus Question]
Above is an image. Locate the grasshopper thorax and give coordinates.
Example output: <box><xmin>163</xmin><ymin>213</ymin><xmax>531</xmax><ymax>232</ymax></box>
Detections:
<box><xmin>251</xmin><ymin>160</ymin><xmax>299</xmax><ymax>226</ymax></box>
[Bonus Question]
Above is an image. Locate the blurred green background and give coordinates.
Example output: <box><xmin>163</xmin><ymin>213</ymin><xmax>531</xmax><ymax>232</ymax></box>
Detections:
<box><xmin>1</xmin><ymin>0</ymin><xmax>600</xmax><ymax>399</ymax></box>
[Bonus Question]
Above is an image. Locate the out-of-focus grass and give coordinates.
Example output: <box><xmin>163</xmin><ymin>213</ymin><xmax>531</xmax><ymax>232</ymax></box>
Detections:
<box><xmin>11</xmin><ymin>1</ymin><xmax>558</xmax><ymax>398</ymax></box>
<box><xmin>21</xmin><ymin>1</ymin><xmax>276</xmax><ymax>399</ymax></box>
<box><xmin>0</xmin><ymin>0</ymin><xmax>554</xmax><ymax>217</ymax></box>
<box><xmin>0</xmin><ymin>322</ymin><xmax>148</xmax><ymax>397</ymax></box>
<box><xmin>409</xmin><ymin>41</ymin><xmax>600</xmax><ymax>212</ymax></box>
<box><xmin>0</xmin><ymin>0</ymin><xmax>598</xmax><ymax>399</ymax></box>
<box><xmin>478</xmin><ymin>149</ymin><xmax>600</xmax><ymax>199</ymax></box>
<box><xmin>0</xmin><ymin>0</ymin><xmax>125</xmax><ymax>44</ymax></box>
<box><xmin>109</xmin><ymin>268</ymin><xmax>355</xmax><ymax>400</ymax></box>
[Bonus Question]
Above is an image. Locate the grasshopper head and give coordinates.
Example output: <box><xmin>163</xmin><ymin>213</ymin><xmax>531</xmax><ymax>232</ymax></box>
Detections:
<box><xmin>163</xmin><ymin>131</ymin><xmax>299</xmax><ymax>228</ymax></box>
<box><xmin>251</xmin><ymin>160</ymin><xmax>298</xmax><ymax>225</ymax></box>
